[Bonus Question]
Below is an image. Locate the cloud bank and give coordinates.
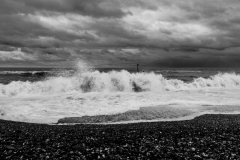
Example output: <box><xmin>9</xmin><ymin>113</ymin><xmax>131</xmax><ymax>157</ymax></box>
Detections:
<box><xmin>0</xmin><ymin>0</ymin><xmax>240</xmax><ymax>68</ymax></box>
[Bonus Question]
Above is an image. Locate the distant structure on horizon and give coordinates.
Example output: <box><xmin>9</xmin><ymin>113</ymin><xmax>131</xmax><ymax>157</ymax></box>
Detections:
<box><xmin>137</xmin><ymin>64</ymin><xmax>139</xmax><ymax>72</ymax></box>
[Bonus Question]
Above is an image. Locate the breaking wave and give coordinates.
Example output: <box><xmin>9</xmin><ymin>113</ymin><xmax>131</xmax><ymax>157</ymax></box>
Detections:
<box><xmin>1</xmin><ymin>61</ymin><xmax>240</xmax><ymax>124</ymax></box>
<box><xmin>0</xmin><ymin>69</ymin><xmax>240</xmax><ymax>97</ymax></box>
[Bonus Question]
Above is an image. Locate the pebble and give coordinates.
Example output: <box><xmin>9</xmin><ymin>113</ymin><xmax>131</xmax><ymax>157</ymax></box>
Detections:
<box><xmin>1</xmin><ymin>114</ymin><xmax>240</xmax><ymax>159</ymax></box>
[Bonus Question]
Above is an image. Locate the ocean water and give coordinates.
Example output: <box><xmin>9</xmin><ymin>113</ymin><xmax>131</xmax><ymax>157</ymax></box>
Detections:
<box><xmin>0</xmin><ymin>63</ymin><xmax>240</xmax><ymax>123</ymax></box>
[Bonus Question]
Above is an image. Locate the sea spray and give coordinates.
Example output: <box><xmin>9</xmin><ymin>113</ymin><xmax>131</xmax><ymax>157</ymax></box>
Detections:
<box><xmin>74</xmin><ymin>59</ymin><xmax>94</xmax><ymax>75</ymax></box>
<box><xmin>0</xmin><ymin>70</ymin><xmax>240</xmax><ymax>97</ymax></box>
<box><xmin>1</xmin><ymin>66</ymin><xmax>240</xmax><ymax>123</ymax></box>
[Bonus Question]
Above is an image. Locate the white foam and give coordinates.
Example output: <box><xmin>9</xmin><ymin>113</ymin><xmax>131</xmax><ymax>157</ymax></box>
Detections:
<box><xmin>0</xmin><ymin>66</ymin><xmax>240</xmax><ymax>123</ymax></box>
<box><xmin>0</xmin><ymin>71</ymin><xmax>240</xmax><ymax>97</ymax></box>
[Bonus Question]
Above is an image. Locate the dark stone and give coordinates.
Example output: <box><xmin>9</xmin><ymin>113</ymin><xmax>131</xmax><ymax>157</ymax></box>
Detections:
<box><xmin>1</xmin><ymin>114</ymin><xmax>240</xmax><ymax>159</ymax></box>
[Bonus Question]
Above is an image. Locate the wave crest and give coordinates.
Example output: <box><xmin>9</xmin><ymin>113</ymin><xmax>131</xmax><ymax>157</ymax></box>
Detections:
<box><xmin>0</xmin><ymin>70</ymin><xmax>240</xmax><ymax>97</ymax></box>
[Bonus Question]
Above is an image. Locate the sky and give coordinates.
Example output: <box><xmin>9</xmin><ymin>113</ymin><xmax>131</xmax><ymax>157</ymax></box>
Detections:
<box><xmin>0</xmin><ymin>0</ymin><xmax>240</xmax><ymax>68</ymax></box>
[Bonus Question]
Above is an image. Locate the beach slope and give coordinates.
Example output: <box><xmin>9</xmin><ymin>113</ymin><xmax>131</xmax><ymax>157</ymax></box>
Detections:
<box><xmin>1</xmin><ymin>114</ymin><xmax>240</xmax><ymax>159</ymax></box>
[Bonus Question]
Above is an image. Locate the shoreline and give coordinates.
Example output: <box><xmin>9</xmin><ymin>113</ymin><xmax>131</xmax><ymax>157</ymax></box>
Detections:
<box><xmin>56</xmin><ymin>111</ymin><xmax>240</xmax><ymax>125</ymax></box>
<box><xmin>1</xmin><ymin>111</ymin><xmax>240</xmax><ymax>125</ymax></box>
<box><xmin>57</xmin><ymin>105</ymin><xmax>240</xmax><ymax>125</ymax></box>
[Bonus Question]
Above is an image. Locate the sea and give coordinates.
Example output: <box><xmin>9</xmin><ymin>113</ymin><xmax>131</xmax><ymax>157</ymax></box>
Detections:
<box><xmin>1</xmin><ymin>63</ymin><xmax>240</xmax><ymax>124</ymax></box>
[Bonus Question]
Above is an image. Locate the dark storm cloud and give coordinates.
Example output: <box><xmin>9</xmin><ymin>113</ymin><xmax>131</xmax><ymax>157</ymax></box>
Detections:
<box><xmin>179</xmin><ymin>2</ymin><xmax>227</xmax><ymax>18</ymax></box>
<box><xmin>0</xmin><ymin>14</ymin><xmax>98</xmax><ymax>50</ymax></box>
<box><xmin>160</xmin><ymin>29</ymin><xmax>172</xmax><ymax>35</ymax></box>
<box><xmin>230</xmin><ymin>17</ymin><xmax>240</xmax><ymax>24</ymax></box>
<box><xmin>0</xmin><ymin>0</ymin><xmax>240</xmax><ymax>67</ymax></box>
<box><xmin>0</xmin><ymin>0</ymin><xmax>129</xmax><ymax>18</ymax></box>
<box><xmin>0</xmin><ymin>45</ymin><xmax>15</xmax><ymax>52</ymax></box>
<box><xmin>173</xmin><ymin>48</ymin><xmax>200</xmax><ymax>52</ymax></box>
<box><xmin>92</xmin><ymin>21</ymin><xmax>144</xmax><ymax>40</ymax></box>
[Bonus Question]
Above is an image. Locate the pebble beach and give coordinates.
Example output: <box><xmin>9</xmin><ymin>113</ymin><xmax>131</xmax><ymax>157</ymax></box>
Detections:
<box><xmin>1</xmin><ymin>114</ymin><xmax>240</xmax><ymax>159</ymax></box>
